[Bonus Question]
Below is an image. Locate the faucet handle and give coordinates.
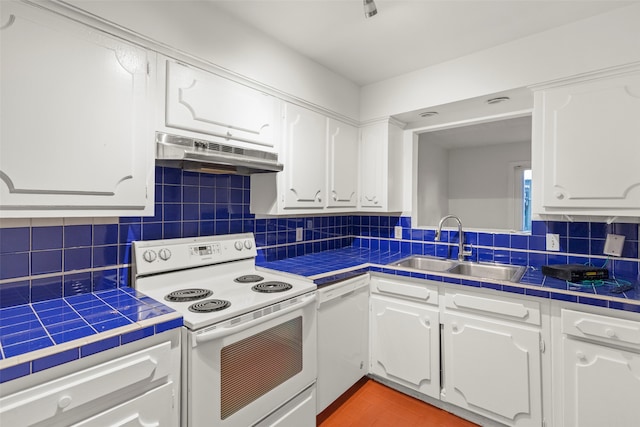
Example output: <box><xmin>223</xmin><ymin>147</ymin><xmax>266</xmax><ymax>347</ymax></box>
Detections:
<box><xmin>462</xmin><ymin>244</ymin><xmax>473</xmax><ymax>257</ymax></box>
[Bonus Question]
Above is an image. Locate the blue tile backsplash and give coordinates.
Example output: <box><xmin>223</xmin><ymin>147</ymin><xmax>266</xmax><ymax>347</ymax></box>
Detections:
<box><xmin>0</xmin><ymin>166</ymin><xmax>638</xmax><ymax>308</ymax></box>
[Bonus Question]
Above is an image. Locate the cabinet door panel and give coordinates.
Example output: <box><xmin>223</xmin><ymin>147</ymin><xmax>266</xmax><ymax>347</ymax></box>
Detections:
<box><xmin>0</xmin><ymin>2</ymin><xmax>153</xmax><ymax>215</ymax></box>
<box><xmin>327</xmin><ymin>119</ymin><xmax>358</xmax><ymax>208</ymax></box>
<box><xmin>370</xmin><ymin>296</ymin><xmax>439</xmax><ymax>398</ymax></box>
<box><xmin>165</xmin><ymin>61</ymin><xmax>278</xmax><ymax>150</ymax></box>
<box><xmin>359</xmin><ymin>123</ymin><xmax>386</xmax><ymax>209</ymax></box>
<box><xmin>562</xmin><ymin>338</ymin><xmax>640</xmax><ymax>427</ymax></box>
<box><xmin>282</xmin><ymin>103</ymin><xmax>326</xmax><ymax>208</ymax></box>
<box><xmin>443</xmin><ymin>312</ymin><xmax>542</xmax><ymax>427</ymax></box>
<box><xmin>541</xmin><ymin>71</ymin><xmax>640</xmax><ymax>209</ymax></box>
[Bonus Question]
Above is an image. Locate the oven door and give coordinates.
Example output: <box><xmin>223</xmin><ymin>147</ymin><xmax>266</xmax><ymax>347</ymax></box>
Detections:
<box><xmin>185</xmin><ymin>291</ymin><xmax>317</xmax><ymax>427</ymax></box>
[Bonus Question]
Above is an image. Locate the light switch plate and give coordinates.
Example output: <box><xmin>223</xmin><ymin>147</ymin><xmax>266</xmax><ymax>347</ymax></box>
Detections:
<box><xmin>546</xmin><ymin>233</ymin><xmax>560</xmax><ymax>251</ymax></box>
<box><xmin>394</xmin><ymin>226</ymin><xmax>402</xmax><ymax>239</ymax></box>
<box><xmin>295</xmin><ymin>227</ymin><xmax>303</xmax><ymax>242</ymax></box>
<box><xmin>603</xmin><ymin>233</ymin><xmax>625</xmax><ymax>257</ymax></box>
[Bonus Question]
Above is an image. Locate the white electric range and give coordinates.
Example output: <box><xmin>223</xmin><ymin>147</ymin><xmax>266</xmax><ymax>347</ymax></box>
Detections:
<box><xmin>132</xmin><ymin>233</ymin><xmax>317</xmax><ymax>427</ymax></box>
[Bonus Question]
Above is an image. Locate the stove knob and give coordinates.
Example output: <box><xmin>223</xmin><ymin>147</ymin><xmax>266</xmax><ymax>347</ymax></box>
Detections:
<box><xmin>158</xmin><ymin>248</ymin><xmax>172</xmax><ymax>261</ymax></box>
<box><xmin>143</xmin><ymin>250</ymin><xmax>157</xmax><ymax>263</ymax></box>
<box><xmin>244</xmin><ymin>240</ymin><xmax>253</xmax><ymax>250</ymax></box>
<box><xmin>234</xmin><ymin>241</ymin><xmax>244</xmax><ymax>251</ymax></box>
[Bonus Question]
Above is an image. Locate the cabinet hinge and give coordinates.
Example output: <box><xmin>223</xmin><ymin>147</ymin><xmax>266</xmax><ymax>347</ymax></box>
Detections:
<box><xmin>540</xmin><ymin>339</ymin><xmax>546</xmax><ymax>353</ymax></box>
<box><xmin>146</xmin><ymin>61</ymin><xmax>150</xmax><ymax>76</ymax></box>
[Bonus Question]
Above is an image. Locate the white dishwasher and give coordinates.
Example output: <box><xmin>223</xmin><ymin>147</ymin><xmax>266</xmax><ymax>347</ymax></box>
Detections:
<box><xmin>316</xmin><ymin>274</ymin><xmax>369</xmax><ymax>414</ymax></box>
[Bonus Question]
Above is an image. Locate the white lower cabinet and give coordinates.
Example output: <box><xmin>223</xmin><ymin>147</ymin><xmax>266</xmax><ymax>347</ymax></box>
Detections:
<box><xmin>0</xmin><ymin>331</ymin><xmax>180</xmax><ymax>427</ymax></box>
<box><xmin>369</xmin><ymin>276</ymin><xmax>440</xmax><ymax>399</ymax></box>
<box><xmin>556</xmin><ymin>307</ymin><xmax>640</xmax><ymax>427</ymax></box>
<box><xmin>442</xmin><ymin>289</ymin><xmax>544</xmax><ymax>427</ymax></box>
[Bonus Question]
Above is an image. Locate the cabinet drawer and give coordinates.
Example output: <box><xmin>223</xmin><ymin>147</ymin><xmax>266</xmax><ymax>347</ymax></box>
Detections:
<box><xmin>562</xmin><ymin>309</ymin><xmax>640</xmax><ymax>350</ymax></box>
<box><xmin>371</xmin><ymin>276</ymin><xmax>438</xmax><ymax>305</ymax></box>
<box><xmin>0</xmin><ymin>341</ymin><xmax>174</xmax><ymax>426</ymax></box>
<box><xmin>70</xmin><ymin>381</ymin><xmax>174</xmax><ymax>427</ymax></box>
<box><xmin>444</xmin><ymin>290</ymin><xmax>541</xmax><ymax>326</ymax></box>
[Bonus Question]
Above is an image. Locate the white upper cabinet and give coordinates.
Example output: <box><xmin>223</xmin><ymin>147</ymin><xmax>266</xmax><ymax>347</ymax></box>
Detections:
<box><xmin>251</xmin><ymin>103</ymin><xmax>360</xmax><ymax>214</ymax></box>
<box><xmin>0</xmin><ymin>1</ymin><xmax>155</xmax><ymax>217</ymax></box>
<box><xmin>327</xmin><ymin>119</ymin><xmax>358</xmax><ymax>208</ymax></box>
<box><xmin>532</xmin><ymin>64</ymin><xmax>640</xmax><ymax>217</ymax></box>
<box><xmin>281</xmin><ymin>103</ymin><xmax>327</xmax><ymax>209</ymax></box>
<box><xmin>162</xmin><ymin>59</ymin><xmax>280</xmax><ymax>152</ymax></box>
<box><xmin>359</xmin><ymin>119</ymin><xmax>404</xmax><ymax>212</ymax></box>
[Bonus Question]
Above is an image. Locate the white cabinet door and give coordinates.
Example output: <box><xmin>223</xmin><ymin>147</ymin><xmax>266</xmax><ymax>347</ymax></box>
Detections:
<box><xmin>0</xmin><ymin>1</ymin><xmax>154</xmax><ymax>217</ymax></box>
<box><xmin>561</xmin><ymin>337</ymin><xmax>640</xmax><ymax>427</ymax></box>
<box><xmin>281</xmin><ymin>103</ymin><xmax>326</xmax><ymax>209</ymax></box>
<box><xmin>359</xmin><ymin>123</ymin><xmax>387</xmax><ymax>209</ymax></box>
<box><xmin>534</xmin><ymin>66</ymin><xmax>640</xmax><ymax>215</ymax></box>
<box><xmin>370</xmin><ymin>295</ymin><xmax>440</xmax><ymax>399</ymax></box>
<box><xmin>326</xmin><ymin>119</ymin><xmax>358</xmax><ymax>208</ymax></box>
<box><xmin>358</xmin><ymin>120</ymin><xmax>404</xmax><ymax>212</ymax></box>
<box><xmin>442</xmin><ymin>312</ymin><xmax>542</xmax><ymax>427</ymax></box>
<box><xmin>164</xmin><ymin>60</ymin><xmax>279</xmax><ymax>151</ymax></box>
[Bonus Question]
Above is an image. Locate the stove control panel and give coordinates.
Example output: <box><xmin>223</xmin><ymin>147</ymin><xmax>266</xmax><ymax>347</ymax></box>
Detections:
<box><xmin>133</xmin><ymin>233</ymin><xmax>258</xmax><ymax>277</ymax></box>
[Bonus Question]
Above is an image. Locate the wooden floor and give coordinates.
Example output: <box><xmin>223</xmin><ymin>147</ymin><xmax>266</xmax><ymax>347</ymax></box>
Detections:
<box><xmin>317</xmin><ymin>378</ymin><xmax>478</xmax><ymax>427</ymax></box>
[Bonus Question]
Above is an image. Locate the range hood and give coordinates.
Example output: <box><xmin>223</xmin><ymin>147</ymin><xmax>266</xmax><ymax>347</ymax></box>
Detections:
<box><xmin>156</xmin><ymin>132</ymin><xmax>283</xmax><ymax>175</ymax></box>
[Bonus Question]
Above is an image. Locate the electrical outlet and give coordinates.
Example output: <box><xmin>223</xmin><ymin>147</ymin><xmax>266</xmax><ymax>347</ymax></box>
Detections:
<box><xmin>394</xmin><ymin>226</ymin><xmax>402</xmax><ymax>239</ymax></box>
<box><xmin>603</xmin><ymin>233</ymin><xmax>625</xmax><ymax>257</ymax></box>
<box><xmin>296</xmin><ymin>227</ymin><xmax>303</xmax><ymax>242</ymax></box>
<box><xmin>306</xmin><ymin>220</ymin><xmax>313</xmax><ymax>229</ymax></box>
<box><xmin>546</xmin><ymin>233</ymin><xmax>560</xmax><ymax>251</ymax></box>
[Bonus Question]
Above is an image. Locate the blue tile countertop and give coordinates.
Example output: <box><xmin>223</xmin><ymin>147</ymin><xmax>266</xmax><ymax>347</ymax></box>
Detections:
<box><xmin>258</xmin><ymin>247</ymin><xmax>640</xmax><ymax>313</ymax></box>
<box><xmin>0</xmin><ymin>287</ymin><xmax>182</xmax><ymax>384</ymax></box>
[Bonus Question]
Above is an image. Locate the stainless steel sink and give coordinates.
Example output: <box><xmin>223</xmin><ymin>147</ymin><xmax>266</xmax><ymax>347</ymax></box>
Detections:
<box><xmin>447</xmin><ymin>262</ymin><xmax>526</xmax><ymax>282</ymax></box>
<box><xmin>389</xmin><ymin>256</ymin><xmax>525</xmax><ymax>283</ymax></box>
<box><xmin>391</xmin><ymin>255</ymin><xmax>457</xmax><ymax>272</ymax></box>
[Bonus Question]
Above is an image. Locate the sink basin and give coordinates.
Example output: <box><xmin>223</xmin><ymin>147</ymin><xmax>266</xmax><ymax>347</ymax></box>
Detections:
<box><xmin>447</xmin><ymin>262</ymin><xmax>526</xmax><ymax>282</ymax></box>
<box><xmin>391</xmin><ymin>255</ymin><xmax>457</xmax><ymax>272</ymax></box>
<box><xmin>389</xmin><ymin>256</ymin><xmax>525</xmax><ymax>283</ymax></box>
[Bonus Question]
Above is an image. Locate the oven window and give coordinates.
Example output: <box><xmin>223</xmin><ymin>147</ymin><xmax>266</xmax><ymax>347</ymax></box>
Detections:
<box><xmin>220</xmin><ymin>316</ymin><xmax>303</xmax><ymax>420</ymax></box>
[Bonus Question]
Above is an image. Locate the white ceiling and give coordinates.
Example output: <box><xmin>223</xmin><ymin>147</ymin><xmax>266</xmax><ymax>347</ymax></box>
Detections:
<box><xmin>209</xmin><ymin>0</ymin><xmax>632</xmax><ymax>87</ymax></box>
<box><xmin>419</xmin><ymin>115</ymin><xmax>533</xmax><ymax>148</ymax></box>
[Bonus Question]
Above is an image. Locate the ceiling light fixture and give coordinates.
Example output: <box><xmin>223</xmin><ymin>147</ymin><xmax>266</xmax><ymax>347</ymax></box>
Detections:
<box><xmin>419</xmin><ymin>111</ymin><xmax>438</xmax><ymax>118</ymax></box>
<box><xmin>486</xmin><ymin>96</ymin><xmax>510</xmax><ymax>105</ymax></box>
<box><xmin>364</xmin><ymin>0</ymin><xmax>377</xmax><ymax>18</ymax></box>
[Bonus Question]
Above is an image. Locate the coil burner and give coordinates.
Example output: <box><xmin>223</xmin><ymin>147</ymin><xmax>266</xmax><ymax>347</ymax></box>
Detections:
<box><xmin>165</xmin><ymin>288</ymin><xmax>213</xmax><ymax>302</ymax></box>
<box><xmin>234</xmin><ymin>275</ymin><xmax>264</xmax><ymax>284</ymax></box>
<box><xmin>251</xmin><ymin>281</ymin><xmax>293</xmax><ymax>293</ymax></box>
<box><xmin>188</xmin><ymin>299</ymin><xmax>231</xmax><ymax>313</ymax></box>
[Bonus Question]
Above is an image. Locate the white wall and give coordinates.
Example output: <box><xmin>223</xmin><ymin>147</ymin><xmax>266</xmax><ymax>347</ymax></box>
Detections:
<box><xmin>448</xmin><ymin>141</ymin><xmax>531</xmax><ymax>230</ymax></box>
<box><xmin>66</xmin><ymin>0</ymin><xmax>360</xmax><ymax>121</ymax></box>
<box><xmin>417</xmin><ymin>140</ymin><xmax>448</xmax><ymax>226</ymax></box>
<box><xmin>360</xmin><ymin>3</ymin><xmax>640</xmax><ymax>121</ymax></box>
<box><xmin>416</xmin><ymin>139</ymin><xmax>531</xmax><ymax>230</ymax></box>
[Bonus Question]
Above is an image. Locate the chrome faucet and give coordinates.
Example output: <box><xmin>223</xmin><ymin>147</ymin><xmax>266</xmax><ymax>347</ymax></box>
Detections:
<box><xmin>435</xmin><ymin>215</ymin><xmax>472</xmax><ymax>261</ymax></box>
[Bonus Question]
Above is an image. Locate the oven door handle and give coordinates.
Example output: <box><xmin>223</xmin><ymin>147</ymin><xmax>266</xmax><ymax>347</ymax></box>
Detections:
<box><xmin>193</xmin><ymin>292</ymin><xmax>316</xmax><ymax>346</ymax></box>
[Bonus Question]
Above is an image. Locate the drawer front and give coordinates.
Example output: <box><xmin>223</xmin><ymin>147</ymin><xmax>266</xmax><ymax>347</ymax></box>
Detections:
<box><xmin>71</xmin><ymin>381</ymin><xmax>174</xmax><ymax>427</ymax></box>
<box><xmin>444</xmin><ymin>290</ymin><xmax>541</xmax><ymax>326</ymax></box>
<box><xmin>0</xmin><ymin>341</ymin><xmax>174</xmax><ymax>426</ymax></box>
<box><xmin>562</xmin><ymin>309</ymin><xmax>640</xmax><ymax>350</ymax></box>
<box><xmin>371</xmin><ymin>276</ymin><xmax>438</xmax><ymax>305</ymax></box>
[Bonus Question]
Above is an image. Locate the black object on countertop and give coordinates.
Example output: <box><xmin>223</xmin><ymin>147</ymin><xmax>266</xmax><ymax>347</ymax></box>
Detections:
<box><xmin>542</xmin><ymin>264</ymin><xmax>609</xmax><ymax>282</ymax></box>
